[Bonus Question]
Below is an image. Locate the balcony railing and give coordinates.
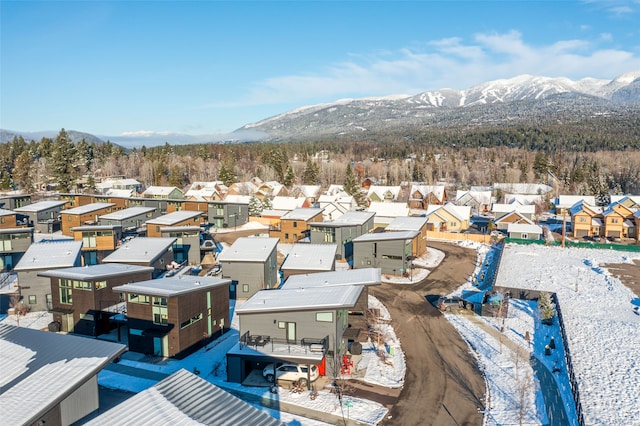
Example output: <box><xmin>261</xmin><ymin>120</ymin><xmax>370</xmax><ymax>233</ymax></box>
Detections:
<box><xmin>239</xmin><ymin>331</ymin><xmax>328</xmax><ymax>355</ymax></box>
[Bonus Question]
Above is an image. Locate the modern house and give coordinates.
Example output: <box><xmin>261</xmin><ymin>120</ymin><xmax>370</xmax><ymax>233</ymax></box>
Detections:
<box><xmin>0</xmin><ymin>193</ymin><xmax>31</xmax><ymax>210</ymax></box>
<box><xmin>60</xmin><ymin>202</ymin><xmax>116</xmax><ymax>237</ymax></box>
<box><xmin>385</xmin><ymin>216</ymin><xmax>429</xmax><ymax>256</ymax></box>
<box><xmin>99</xmin><ymin>206</ymin><xmax>159</xmax><ymax>231</ymax></box>
<box><xmin>491</xmin><ymin>203</ymin><xmax>536</xmax><ymax>222</ymax></box>
<box><xmin>0</xmin><ymin>227</ymin><xmax>33</xmax><ymax>271</ymax></box>
<box><xmin>14</xmin><ymin>239</ymin><xmax>82</xmax><ymax>311</ymax></box>
<box><xmin>146</xmin><ymin>210</ymin><xmax>203</xmax><ymax>238</ymax></box>
<box><xmin>39</xmin><ymin>263</ymin><xmax>154</xmax><ymax>336</ymax></box>
<box><xmin>217</xmin><ymin>237</ymin><xmax>279</xmax><ymax>299</ymax></box>
<box><xmin>317</xmin><ymin>193</ymin><xmax>356</xmax><ymax>221</ymax></box>
<box><xmin>227</xmin><ymin>284</ymin><xmax>364</xmax><ymax>384</ymax></box>
<box><xmin>352</xmin><ymin>231</ymin><xmax>419</xmax><ymax>276</ymax></box>
<box><xmin>14</xmin><ymin>200</ymin><xmax>67</xmax><ymax>233</ymax></box>
<box><xmin>280</xmin><ymin>244</ymin><xmax>337</xmax><ymax>281</ymax></box>
<box><xmin>159</xmin><ymin>225</ymin><xmax>201</xmax><ymax>265</ymax></box>
<box><xmin>309</xmin><ymin>211</ymin><xmax>375</xmax><ymax>261</ymax></box>
<box><xmin>0</xmin><ymin>208</ymin><xmax>26</xmax><ymax>229</ymax></box>
<box><xmin>0</xmin><ymin>323</ymin><xmax>126</xmax><ymax>426</ymax></box>
<box><xmin>207</xmin><ymin>199</ymin><xmax>250</xmax><ymax>229</ymax></box>
<box><xmin>141</xmin><ymin>185</ymin><xmax>184</xmax><ymax>200</ymax></box>
<box><xmin>113</xmin><ymin>276</ymin><xmax>231</xmax><ymax>358</ymax></box>
<box><xmin>84</xmin><ymin>369</ymin><xmax>282</xmax><ymax>426</ymax></box>
<box><xmin>102</xmin><ymin>237</ymin><xmax>176</xmax><ymax>278</ymax></box>
<box><xmin>71</xmin><ymin>224</ymin><xmax>123</xmax><ymax>266</ymax></box>
<box><xmin>570</xmin><ymin>201</ymin><xmax>603</xmax><ymax>239</ymax></box>
<box><xmin>555</xmin><ymin>195</ymin><xmax>597</xmax><ymax>213</ymax></box>
<box><xmin>269</xmin><ymin>208</ymin><xmax>324</xmax><ymax>243</ymax></box>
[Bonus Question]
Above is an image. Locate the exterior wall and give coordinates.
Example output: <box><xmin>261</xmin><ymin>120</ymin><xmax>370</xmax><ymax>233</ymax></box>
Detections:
<box><xmin>181</xmin><ymin>201</ymin><xmax>210</xmax><ymax>215</ymax></box>
<box><xmin>309</xmin><ymin>219</ymin><xmax>374</xmax><ymax>260</ymax></box>
<box><xmin>61</xmin><ymin>207</ymin><xmax>114</xmax><ymax>236</ymax></box>
<box><xmin>603</xmin><ymin>212</ymin><xmax>624</xmax><ymax>238</ymax></box>
<box><xmin>353</xmin><ymin>239</ymin><xmax>411</xmax><ymax>275</ymax></box>
<box><xmin>147</xmin><ymin>217</ymin><xmax>202</xmax><ymax>238</ymax></box>
<box><xmin>18</xmin><ymin>270</ymin><xmax>56</xmax><ymax>311</ymax></box>
<box><xmin>509</xmin><ymin>231</ymin><xmax>541</xmax><ymax>240</ymax></box>
<box><xmin>50</xmin><ymin>270</ymin><xmax>152</xmax><ymax>335</ymax></box>
<box><xmin>221</xmin><ymin>255</ymin><xmax>278</xmax><ymax>299</ymax></box>
<box><xmin>0</xmin><ymin>214</ymin><xmax>20</xmax><ymax>229</ymax></box>
<box><xmin>572</xmin><ymin>211</ymin><xmax>594</xmax><ymax>238</ymax></box>
<box><xmin>60</xmin><ymin>374</ymin><xmax>99</xmax><ymax>426</ymax></box>
<box><xmin>282</xmin><ymin>265</ymin><xmax>335</xmax><ymax>281</ymax></box>
<box><xmin>207</xmin><ymin>203</ymin><xmax>249</xmax><ymax>229</ymax></box>
<box><xmin>100</xmin><ymin>212</ymin><xmax>156</xmax><ymax>230</ymax></box>
<box><xmin>239</xmin><ymin>308</ymin><xmax>348</xmax><ymax>354</ymax></box>
<box><xmin>0</xmin><ymin>195</ymin><xmax>31</xmax><ymax>210</ymax></box>
<box><xmin>271</xmin><ymin>212</ymin><xmax>324</xmax><ymax>243</ymax></box>
<box><xmin>94</xmin><ymin>196</ymin><xmax>128</xmax><ymax>210</ymax></box>
<box><xmin>0</xmin><ymin>230</ymin><xmax>33</xmax><ymax>271</ymax></box>
<box><xmin>161</xmin><ymin>230</ymin><xmax>201</xmax><ymax>265</ymax></box>
<box><xmin>133</xmin><ymin>198</ymin><xmax>169</xmax><ymax>215</ymax></box>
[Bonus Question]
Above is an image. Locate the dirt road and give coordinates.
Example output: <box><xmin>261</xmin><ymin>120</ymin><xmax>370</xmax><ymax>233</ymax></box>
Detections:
<box><xmin>370</xmin><ymin>241</ymin><xmax>486</xmax><ymax>426</ymax></box>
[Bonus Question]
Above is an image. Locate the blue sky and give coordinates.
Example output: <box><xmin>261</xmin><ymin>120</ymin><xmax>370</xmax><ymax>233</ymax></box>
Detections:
<box><xmin>1</xmin><ymin>1</ymin><xmax>639</xmax><ymax>137</ymax></box>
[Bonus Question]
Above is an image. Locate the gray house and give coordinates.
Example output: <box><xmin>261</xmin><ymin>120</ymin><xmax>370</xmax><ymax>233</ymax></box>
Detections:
<box><xmin>14</xmin><ymin>200</ymin><xmax>67</xmax><ymax>233</ymax></box>
<box><xmin>227</xmin><ymin>284</ymin><xmax>364</xmax><ymax>384</ymax></box>
<box><xmin>507</xmin><ymin>223</ymin><xmax>543</xmax><ymax>240</ymax></box>
<box><xmin>99</xmin><ymin>206</ymin><xmax>158</xmax><ymax>231</ymax></box>
<box><xmin>14</xmin><ymin>239</ymin><xmax>83</xmax><ymax>311</ymax></box>
<box><xmin>159</xmin><ymin>225</ymin><xmax>201</xmax><ymax>265</ymax></box>
<box><xmin>280</xmin><ymin>244</ymin><xmax>337</xmax><ymax>281</ymax></box>
<box><xmin>352</xmin><ymin>230</ymin><xmax>419</xmax><ymax>276</ymax></box>
<box><xmin>208</xmin><ymin>199</ymin><xmax>249</xmax><ymax>229</ymax></box>
<box><xmin>102</xmin><ymin>237</ymin><xmax>176</xmax><ymax>278</ymax></box>
<box><xmin>309</xmin><ymin>211</ymin><xmax>375</xmax><ymax>261</ymax></box>
<box><xmin>0</xmin><ymin>227</ymin><xmax>33</xmax><ymax>271</ymax></box>
<box><xmin>217</xmin><ymin>237</ymin><xmax>279</xmax><ymax>299</ymax></box>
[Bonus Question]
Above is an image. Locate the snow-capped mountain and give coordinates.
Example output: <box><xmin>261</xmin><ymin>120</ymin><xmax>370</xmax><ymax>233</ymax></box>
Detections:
<box><xmin>242</xmin><ymin>71</ymin><xmax>640</xmax><ymax>141</ymax></box>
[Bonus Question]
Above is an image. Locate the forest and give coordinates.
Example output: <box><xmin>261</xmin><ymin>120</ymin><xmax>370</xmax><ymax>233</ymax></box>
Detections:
<box><xmin>1</xmin><ymin>125</ymin><xmax>639</xmax><ymax>198</ymax></box>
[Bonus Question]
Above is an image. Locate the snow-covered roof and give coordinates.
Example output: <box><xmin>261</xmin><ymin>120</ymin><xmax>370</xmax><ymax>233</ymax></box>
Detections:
<box><xmin>367</xmin><ymin>201</ymin><xmax>410</xmax><ymax>218</ymax></box>
<box><xmin>260</xmin><ymin>209</ymin><xmax>288</xmax><ymax>218</ymax></box>
<box><xmin>217</xmin><ymin>237</ymin><xmax>279</xmax><ymax>262</ymax></box>
<box><xmin>221</xmin><ymin>194</ymin><xmax>251</xmax><ymax>204</ymax></box>
<box><xmin>352</xmin><ymin>230</ymin><xmax>419</xmax><ymax>242</ymax></box>
<box><xmin>492</xmin><ymin>183</ymin><xmax>553</xmax><ymax>195</ymax></box>
<box><xmin>113</xmin><ymin>275</ymin><xmax>230</xmax><ymax>297</ymax></box>
<box><xmin>146</xmin><ymin>210</ymin><xmax>202</xmax><ymax>225</ymax></box>
<box><xmin>455</xmin><ymin>190</ymin><xmax>492</xmax><ymax>205</ymax></box>
<box><xmin>99</xmin><ymin>206</ymin><xmax>156</xmax><ymax>220</ymax></box>
<box><xmin>555</xmin><ymin>195</ymin><xmax>596</xmax><ymax>210</ymax></box>
<box><xmin>409</xmin><ymin>184</ymin><xmax>445</xmax><ymax>203</ymax></box>
<box><xmin>0</xmin><ymin>208</ymin><xmax>15</xmax><ymax>217</ymax></box>
<box><xmin>61</xmin><ymin>202</ymin><xmax>115</xmax><ymax>215</ymax></box>
<box><xmin>281</xmin><ymin>268</ymin><xmax>381</xmax><ymax>289</ymax></box>
<box><xmin>281</xmin><ymin>208</ymin><xmax>324</xmax><ymax>221</ymax></box>
<box><xmin>0</xmin><ymin>323</ymin><xmax>125</xmax><ymax>426</ymax></box>
<box><xmin>271</xmin><ymin>196</ymin><xmax>307</xmax><ymax>211</ymax></box>
<box><xmin>506</xmin><ymin>223</ymin><xmax>542</xmax><ymax>234</ymax></box>
<box><xmin>84</xmin><ymin>369</ymin><xmax>281</xmax><ymax>426</ymax></box>
<box><xmin>314</xmin><ymin>211</ymin><xmax>375</xmax><ymax>227</ymax></box>
<box><xmin>386</xmin><ymin>216</ymin><xmax>428</xmax><ymax>232</ymax></box>
<box><xmin>142</xmin><ymin>186</ymin><xmax>183</xmax><ymax>197</ymax></box>
<box><xmin>297</xmin><ymin>184</ymin><xmax>321</xmax><ymax>198</ymax></box>
<box><xmin>102</xmin><ymin>237</ymin><xmax>176</xmax><ymax>264</ymax></box>
<box><xmin>14</xmin><ymin>240</ymin><xmax>82</xmax><ymax>271</ymax></box>
<box><xmin>38</xmin><ymin>263</ymin><xmax>154</xmax><ymax>280</ymax></box>
<box><xmin>366</xmin><ymin>185</ymin><xmax>401</xmax><ymax>201</ymax></box>
<box><xmin>105</xmin><ymin>188</ymin><xmax>135</xmax><ymax>198</ymax></box>
<box><xmin>280</xmin><ymin>244</ymin><xmax>337</xmax><ymax>271</ymax></box>
<box><xmin>491</xmin><ymin>203</ymin><xmax>535</xmax><ymax>215</ymax></box>
<box><xmin>504</xmin><ymin>194</ymin><xmax>543</xmax><ymax>205</ymax></box>
<box><xmin>13</xmin><ymin>200</ymin><xmax>67</xmax><ymax>213</ymax></box>
<box><xmin>236</xmin><ymin>285</ymin><xmax>364</xmax><ymax>314</ymax></box>
<box><xmin>325</xmin><ymin>184</ymin><xmax>345</xmax><ymax>196</ymax></box>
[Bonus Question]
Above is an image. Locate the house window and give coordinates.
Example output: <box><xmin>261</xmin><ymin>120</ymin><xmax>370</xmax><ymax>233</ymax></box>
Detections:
<box><xmin>152</xmin><ymin>306</ymin><xmax>168</xmax><ymax>325</ymax></box>
<box><xmin>521</xmin><ymin>234</ymin><xmax>528</xmax><ymax>239</ymax></box>
<box><xmin>95</xmin><ymin>281</ymin><xmax>107</xmax><ymax>290</ymax></box>
<box><xmin>28</xmin><ymin>295</ymin><xmax>36</xmax><ymax>305</ymax></box>
<box><xmin>278</xmin><ymin>321</ymin><xmax>285</xmax><ymax>329</ymax></box>
<box><xmin>316</xmin><ymin>312</ymin><xmax>333</xmax><ymax>322</ymax></box>
<box><xmin>284</xmin><ymin>233</ymin><xmax>289</xmax><ymax>240</ymax></box>
<box><xmin>153</xmin><ymin>297</ymin><xmax>168</xmax><ymax>306</ymax></box>
<box><xmin>450</xmin><ymin>222</ymin><xmax>457</xmax><ymax>227</ymax></box>
<box><xmin>60</xmin><ymin>288</ymin><xmax>72</xmax><ymax>305</ymax></box>
<box><xmin>242</xmin><ymin>284</ymin><xmax>249</xmax><ymax>293</ymax></box>
<box><xmin>579</xmin><ymin>217</ymin><xmax>586</xmax><ymax>223</ymax></box>
<box><xmin>293</xmin><ymin>221</ymin><xmax>297</xmax><ymax>228</ymax></box>
<box><xmin>46</xmin><ymin>294</ymin><xmax>52</xmax><ymax>305</ymax></box>
<box><xmin>128</xmin><ymin>294</ymin><xmax>150</xmax><ymax>304</ymax></box>
<box><xmin>180</xmin><ymin>313</ymin><xmax>203</xmax><ymax>329</ymax></box>
<box><xmin>0</xmin><ymin>239</ymin><xmax>11</xmax><ymax>251</ymax></box>
<box><xmin>73</xmin><ymin>280</ymin><xmax>92</xmax><ymax>290</ymax></box>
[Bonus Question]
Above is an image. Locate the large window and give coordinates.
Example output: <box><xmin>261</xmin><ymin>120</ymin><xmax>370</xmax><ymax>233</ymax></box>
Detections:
<box><xmin>73</xmin><ymin>280</ymin><xmax>92</xmax><ymax>290</ymax></box>
<box><xmin>94</xmin><ymin>281</ymin><xmax>107</xmax><ymax>290</ymax></box>
<box><xmin>153</xmin><ymin>306</ymin><xmax>168</xmax><ymax>325</ymax></box>
<box><xmin>316</xmin><ymin>312</ymin><xmax>333</xmax><ymax>322</ymax></box>
<box><xmin>128</xmin><ymin>294</ymin><xmax>150</xmax><ymax>304</ymax></box>
<box><xmin>28</xmin><ymin>295</ymin><xmax>36</xmax><ymax>305</ymax></box>
<box><xmin>153</xmin><ymin>297</ymin><xmax>167</xmax><ymax>306</ymax></box>
<box><xmin>59</xmin><ymin>279</ymin><xmax>72</xmax><ymax>304</ymax></box>
<box><xmin>180</xmin><ymin>313</ymin><xmax>203</xmax><ymax>329</ymax></box>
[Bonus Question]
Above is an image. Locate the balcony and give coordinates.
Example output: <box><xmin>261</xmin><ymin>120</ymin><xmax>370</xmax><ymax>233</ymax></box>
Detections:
<box><xmin>239</xmin><ymin>331</ymin><xmax>328</xmax><ymax>359</ymax></box>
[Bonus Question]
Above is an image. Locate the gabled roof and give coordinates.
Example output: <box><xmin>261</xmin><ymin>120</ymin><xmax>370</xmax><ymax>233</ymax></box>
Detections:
<box><xmin>569</xmin><ymin>200</ymin><xmax>602</xmax><ymax>216</ymax></box>
<box><xmin>61</xmin><ymin>202</ymin><xmax>115</xmax><ymax>215</ymax></box>
<box><xmin>280</xmin><ymin>244</ymin><xmax>337</xmax><ymax>271</ymax></box>
<box><xmin>386</xmin><ymin>216</ymin><xmax>428</xmax><ymax>232</ymax></box>
<box><xmin>100</xmin><ymin>206</ymin><xmax>157</xmax><ymax>220</ymax></box>
<box><xmin>271</xmin><ymin>196</ymin><xmax>307</xmax><ymax>211</ymax></box>
<box><xmin>217</xmin><ymin>237</ymin><xmax>279</xmax><ymax>262</ymax></box>
<box><xmin>367</xmin><ymin>201</ymin><xmax>410</xmax><ymax>218</ymax></box>
<box><xmin>409</xmin><ymin>184</ymin><xmax>446</xmax><ymax>203</ymax></box>
<box><xmin>113</xmin><ymin>275</ymin><xmax>230</xmax><ymax>297</ymax></box>
<box><xmin>352</xmin><ymin>230</ymin><xmax>419</xmax><ymax>242</ymax></box>
<box><xmin>507</xmin><ymin>223</ymin><xmax>542</xmax><ymax>234</ymax></box>
<box><xmin>494</xmin><ymin>211</ymin><xmax>534</xmax><ymax>225</ymax></box>
<box><xmin>221</xmin><ymin>194</ymin><xmax>252</xmax><ymax>204</ymax></box>
<box><xmin>38</xmin><ymin>263</ymin><xmax>154</xmax><ymax>280</ymax></box>
<box><xmin>0</xmin><ymin>323</ymin><xmax>125</xmax><ymax>426</ymax></box>
<box><xmin>13</xmin><ymin>200</ymin><xmax>67</xmax><ymax>213</ymax></box>
<box><xmin>281</xmin><ymin>208</ymin><xmax>323</xmax><ymax>221</ymax></box>
<box><xmin>14</xmin><ymin>240</ymin><xmax>82</xmax><ymax>271</ymax></box>
<box><xmin>492</xmin><ymin>183</ymin><xmax>553</xmax><ymax>195</ymax></box>
<box><xmin>141</xmin><ymin>186</ymin><xmax>183</xmax><ymax>197</ymax></box>
<box><xmin>366</xmin><ymin>185</ymin><xmax>401</xmax><ymax>201</ymax></box>
<box><xmin>236</xmin><ymin>285</ymin><xmax>364</xmax><ymax>314</ymax></box>
<box><xmin>281</xmin><ymin>268</ymin><xmax>381</xmax><ymax>289</ymax></box>
<box><xmin>297</xmin><ymin>184</ymin><xmax>322</xmax><ymax>198</ymax></box>
<box><xmin>102</xmin><ymin>237</ymin><xmax>176</xmax><ymax>264</ymax></box>
<box><xmin>84</xmin><ymin>369</ymin><xmax>282</xmax><ymax>426</ymax></box>
<box><xmin>455</xmin><ymin>190</ymin><xmax>492</xmax><ymax>206</ymax></box>
<box><xmin>555</xmin><ymin>195</ymin><xmax>596</xmax><ymax>210</ymax></box>
<box><xmin>325</xmin><ymin>184</ymin><xmax>345</xmax><ymax>196</ymax></box>
<box><xmin>146</xmin><ymin>210</ymin><xmax>202</xmax><ymax>225</ymax></box>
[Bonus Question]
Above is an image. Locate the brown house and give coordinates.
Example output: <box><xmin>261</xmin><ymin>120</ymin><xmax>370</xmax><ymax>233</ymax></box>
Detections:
<box><xmin>71</xmin><ymin>224</ymin><xmax>123</xmax><ymax>266</ymax></box>
<box><xmin>0</xmin><ymin>208</ymin><xmax>25</xmax><ymax>229</ymax></box>
<box><xmin>60</xmin><ymin>202</ymin><xmax>116</xmax><ymax>236</ymax></box>
<box><xmin>269</xmin><ymin>208</ymin><xmax>324</xmax><ymax>243</ymax></box>
<box><xmin>102</xmin><ymin>237</ymin><xmax>176</xmax><ymax>278</ymax></box>
<box><xmin>113</xmin><ymin>276</ymin><xmax>231</xmax><ymax>358</ymax></box>
<box><xmin>407</xmin><ymin>184</ymin><xmax>447</xmax><ymax>209</ymax></box>
<box><xmin>146</xmin><ymin>211</ymin><xmax>203</xmax><ymax>238</ymax></box>
<box><xmin>39</xmin><ymin>263</ymin><xmax>154</xmax><ymax>336</ymax></box>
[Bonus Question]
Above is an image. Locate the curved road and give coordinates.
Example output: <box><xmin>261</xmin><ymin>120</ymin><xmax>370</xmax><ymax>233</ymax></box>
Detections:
<box><xmin>369</xmin><ymin>241</ymin><xmax>486</xmax><ymax>426</ymax></box>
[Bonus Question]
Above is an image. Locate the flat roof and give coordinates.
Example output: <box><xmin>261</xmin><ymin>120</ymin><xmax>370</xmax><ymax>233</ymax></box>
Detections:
<box><xmin>14</xmin><ymin>240</ymin><xmax>82</xmax><ymax>271</ymax></box>
<box><xmin>38</xmin><ymin>263</ymin><xmax>154</xmax><ymax>280</ymax></box>
<box><xmin>70</xmin><ymin>224</ymin><xmax>122</xmax><ymax>232</ymax></box>
<box><xmin>13</xmin><ymin>200</ymin><xmax>67</xmax><ymax>213</ymax></box>
<box><xmin>146</xmin><ymin>210</ymin><xmax>202</xmax><ymax>225</ymax></box>
<box><xmin>160</xmin><ymin>225</ymin><xmax>201</xmax><ymax>233</ymax></box>
<box><xmin>313</xmin><ymin>211</ymin><xmax>375</xmax><ymax>227</ymax></box>
<box><xmin>0</xmin><ymin>209</ymin><xmax>15</xmax><ymax>217</ymax></box>
<box><xmin>0</xmin><ymin>323</ymin><xmax>125</xmax><ymax>426</ymax></box>
<box><xmin>102</xmin><ymin>237</ymin><xmax>176</xmax><ymax>264</ymax></box>
<box><xmin>0</xmin><ymin>227</ymin><xmax>33</xmax><ymax>235</ymax></box>
<box><xmin>352</xmin><ymin>230</ymin><xmax>419</xmax><ymax>242</ymax></box>
<box><xmin>236</xmin><ymin>285</ymin><xmax>364</xmax><ymax>314</ymax></box>
<box><xmin>61</xmin><ymin>202</ymin><xmax>116</xmax><ymax>215</ymax></box>
<box><xmin>281</xmin><ymin>268</ymin><xmax>381</xmax><ymax>289</ymax></box>
<box><xmin>280</xmin><ymin>244</ymin><xmax>337</xmax><ymax>271</ymax></box>
<box><xmin>113</xmin><ymin>275</ymin><xmax>230</xmax><ymax>297</ymax></box>
<box><xmin>281</xmin><ymin>208</ymin><xmax>324</xmax><ymax>221</ymax></box>
<box><xmin>99</xmin><ymin>206</ymin><xmax>157</xmax><ymax>220</ymax></box>
<box><xmin>217</xmin><ymin>237</ymin><xmax>279</xmax><ymax>262</ymax></box>
<box><xmin>385</xmin><ymin>216</ymin><xmax>428</xmax><ymax>232</ymax></box>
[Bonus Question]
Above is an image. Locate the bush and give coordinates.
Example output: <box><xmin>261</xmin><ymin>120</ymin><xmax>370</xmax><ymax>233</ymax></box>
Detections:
<box><xmin>539</xmin><ymin>291</ymin><xmax>556</xmax><ymax>325</ymax></box>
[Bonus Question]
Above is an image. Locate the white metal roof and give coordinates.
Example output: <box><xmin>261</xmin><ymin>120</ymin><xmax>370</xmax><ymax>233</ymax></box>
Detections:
<box><xmin>99</xmin><ymin>206</ymin><xmax>156</xmax><ymax>220</ymax></box>
<box><xmin>142</xmin><ymin>186</ymin><xmax>182</xmax><ymax>197</ymax></box>
<box><xmin>14</xmin><ymin>240</ymin><xmax>82</xmax><ymax>271</ymax></box>
<box><xmin>271</xmin><ymin>197</ymin><xmax>307</xmax><ymax>211</ymax></box>
<box><xmin>281</xmin><ymin>268</ymin><xmax>381</xmax><ymax>289</ymax></box>
<box><xmin>352</xmin><ymin>230</ymin><xmax>419</xmax><ymax>242</ymax></box>
<box><xmin>146</xmin><ymin>210</ymin><xmax>202</xmax><ymax>225</ymax></box>
<box><xmin>0</xmin><ymin>323</ymin><xmax>125</xmax><ymax>426</ymax></box>
<box><xmin>385</xmin><ymin>216</ymin><xmax>428</xmax><ymax>231</ymax></box>
<box><xmin>221</xmin><ymin>194</ymin><xmax>251</xmax><ymax>204</ymax></box>
<box><xmin>84</xmin><ymin>369</ymin><xmax>281</xmax><ymax>426</ymax></box>
<box><xmin>102</xmin><ymin>237</ymin><xmax>176</xmax><ymax>264</ymax></box>
<box><xmin>507</xmin><ymin>223</ymin><xmax>543</xmax><ymax>234</ymax></box>
<box><xmin>217</xmin><ymin>237</ymin><xmax>279</xmax><ymax>262</ymax></box>
<box><xmin>113</xmin><ymin>275</ymin><xmax>230</xmax><ymax>297</ymax></box>
<box><xmin>13</xmin><ymin>200</ymin><xmax>67</xmax><ymax>213</ymax></box>
<box><xmin>0</xmin><ymin>209</ymin><xmax>15</xmax><ymax>217</ymax></box>
<box><xmin>281</xmin><ymin>208</ymin><xmax>324</xmax><ymax>221</ymax></box>
<box><xmin>280</xmin><ymin>244</ymin><xmax>337</xmax><ymax>271</ymax></box>
<box><xmin>367</xmin><ymin>201</ymin><xmax>410</xmax><ymax>218</ymax></box>
<box><xmin>38</xmin><ymin>263</ymin><xmax>154</xmax><ymax>280</ymax></box>
<box><xmin>236</xmin><ymin>285</ymin><xmax>364</xmax><ymax>314</ymax></box>
<box><xmin>61</xmin><ymin>202</ymin><xmax>115</xmax><ymax>215</ymax></box>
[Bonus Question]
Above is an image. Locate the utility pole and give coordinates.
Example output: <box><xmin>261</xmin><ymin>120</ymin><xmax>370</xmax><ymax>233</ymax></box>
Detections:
<box><xmin>561</xmin><ymin>209</ymin><xmax>566</xmax><ymax>248</ymax></box>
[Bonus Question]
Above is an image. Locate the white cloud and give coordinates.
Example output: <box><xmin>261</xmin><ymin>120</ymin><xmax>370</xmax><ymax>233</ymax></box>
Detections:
<box><xmin>208</xmin><ymin>31</ymin><xmax>640</xmax><ymax>108</ymax></box>
<box><xmin>600</xmin><ymin>32</ymin><xmax>614</xmax><ymax>41</ymax></box>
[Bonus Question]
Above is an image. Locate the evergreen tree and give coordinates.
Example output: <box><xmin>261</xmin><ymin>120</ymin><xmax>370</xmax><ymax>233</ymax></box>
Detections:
<box><xmin>13</xmin><ymin>151</ymin><xmax>34</xmax><ymax>191</ymax></box>
<box><xmin>49</xmin><ymin>129</ymin><xmax>79</xmax><ymax>192</ymax></box>
<box><xmin>262</xmin><ymin>196</ymin><xmax>273</xmax><ymax>210</ymax></box>
<box><xmin>218</xmin><ymin>160</ymin><xmax>235</xmax><ymax>187</ymax></box>
<box><xmin>343</xmin><ymin>163</ymin><xmax>365</xmax><ymax>206</ymax></box>
<box><xmin>412</xmin><ymin>164</ymin><xmax>423</xmax><ymax>182</ymax></box>
<box><xmin>284</xmin><ymin>165</ymin><xmax>295</xmax><ymax>187</ymax></box>
<box><xmin>538</xmin><ymin>291</ymin><xmax>556</xmax><ymax>324</ymax></box>
<box><xmin>248</xmin><ymin>195</ymin><xmax>264</xmax><ymax>216</ymax></box>
<box><xmin>302</xmin><ymin>159</ymin><xmax>319</xmax><ymax>184</ymax></box>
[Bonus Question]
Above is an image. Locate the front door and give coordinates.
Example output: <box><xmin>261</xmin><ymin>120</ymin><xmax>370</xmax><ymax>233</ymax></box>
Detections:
<box><xmin>286</xmin><ymin>322</ymin><xmax>296</xmax><ymax>342</ymax></box>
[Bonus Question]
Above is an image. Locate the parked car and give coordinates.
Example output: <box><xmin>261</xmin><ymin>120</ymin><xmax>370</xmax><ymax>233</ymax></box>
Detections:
<box><xmin>436</xmin><ymin>296</ymin><xmax>462</xmax><ymax>311</ymax></box>
<box><xmin>262</xmin><ymin>362</ymin><xmax>319</xmax><ymax>385</ymax></box>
